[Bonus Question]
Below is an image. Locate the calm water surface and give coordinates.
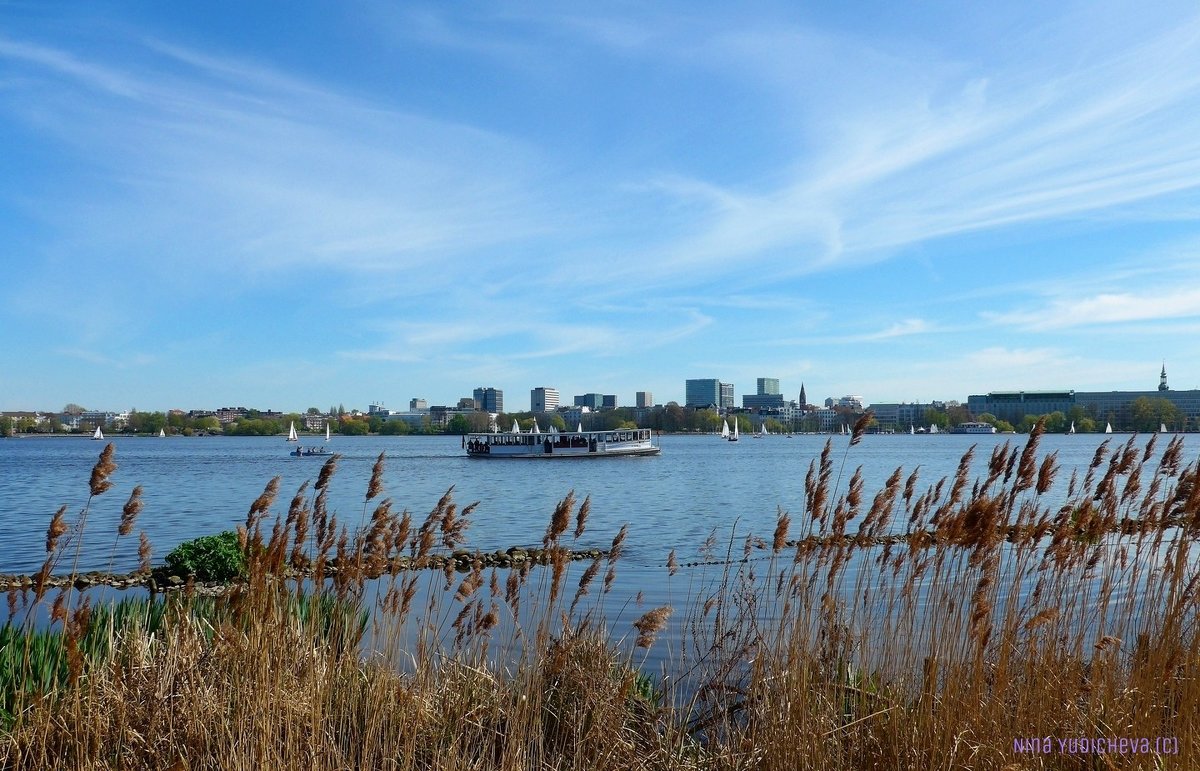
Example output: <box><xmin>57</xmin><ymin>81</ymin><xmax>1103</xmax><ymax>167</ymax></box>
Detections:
<box><xmin>3</xmin><ymin>432</ymin><xmax>1194</xmax><ymax>672</ymax></box>
<box><xmin>2</xmin><ymin>432</ymin><xmax>1187</xmax><ymax>579</ymax></box>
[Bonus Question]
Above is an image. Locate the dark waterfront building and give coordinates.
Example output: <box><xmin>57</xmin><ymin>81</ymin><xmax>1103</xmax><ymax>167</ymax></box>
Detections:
<box><xmin>965</xmin><ymin>391</ymin><xmax>1076</xmax><ymax>424</ymax></box>
<box><xmin>967</xmin><ymin>366</ymin><xmax>1200</xmax><ymax>430</ymax></box>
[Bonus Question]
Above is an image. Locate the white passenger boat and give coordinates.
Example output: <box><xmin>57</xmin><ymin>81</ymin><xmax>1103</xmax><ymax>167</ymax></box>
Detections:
<box><xmin>949</xmin><ymin>421</ymin><xmax>997</xmax><ymax>434</ymax></box>
<box><xmin>465</xmin><ymin>427</ymin><xmax>660</xmax><ymax>458</ymax></box>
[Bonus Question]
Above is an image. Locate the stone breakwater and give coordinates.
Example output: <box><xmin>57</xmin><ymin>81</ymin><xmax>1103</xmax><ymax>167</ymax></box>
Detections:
<box><xmin>0</xmin><ymin>545</ymin><xmax>608</xmax><ymax>594</ymax></box>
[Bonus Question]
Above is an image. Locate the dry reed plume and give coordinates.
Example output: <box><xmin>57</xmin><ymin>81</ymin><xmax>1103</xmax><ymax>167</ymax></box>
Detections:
<box><xmin>2</xmin><ymin>431</ymin><xmax>1199</xmax><ymax>769</ymax></box>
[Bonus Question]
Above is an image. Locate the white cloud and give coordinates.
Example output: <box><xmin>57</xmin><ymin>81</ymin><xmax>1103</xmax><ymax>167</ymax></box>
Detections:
<box><xmin>987</xmin><ymin>287</ymin><xmax>1200</xmax><ymax>331</ymax></box>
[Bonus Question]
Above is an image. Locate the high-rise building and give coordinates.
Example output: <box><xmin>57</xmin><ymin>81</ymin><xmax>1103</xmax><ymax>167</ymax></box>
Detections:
<box><xmin>744</xmin><ymin>377</ymin><xmax>784</xmax><ymax>409</ymax></box>
<box><xmin>574</xmin><ymin>393</ymin><xmax>604</xmax><ymax>410</ymax></box>
<box><xmin>636</xmin><ymin>391</ymin><xmax>653</xmax><ymax>408</ymax></box>
<box><xmin>531</xmin><ymin>387</ymin><xmax>559</xmax><ymax>413</ymax></box>
<box><xmin>720</xmin><ymin>382</ymin><xmax>734</xmax><ymax>409</ymax></box>
<box><xmin>473</xmin><ymin>387</ymin><xmax>503</xmax><ymax>413</ymax></box>
<box><xmin>685</xmin><ymin>379</ymin><xmax>718</xmax><ymax>408</ymax></box>
<box><xmin>409</xmin><ymin>398</ymin><xmax>428</xmax><ymax>411</ymax></box>
<box><xmin>686</xmin><ymin>379</ymin><xmax>734</xmax><ymax>409</ymax></box>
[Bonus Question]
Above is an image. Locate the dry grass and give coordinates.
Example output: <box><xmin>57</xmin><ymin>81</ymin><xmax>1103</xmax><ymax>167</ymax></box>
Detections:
<box><xmin>2</xmin><ymin>425</ymin><xmax>1198</xmax><ymax>769</ymax></box>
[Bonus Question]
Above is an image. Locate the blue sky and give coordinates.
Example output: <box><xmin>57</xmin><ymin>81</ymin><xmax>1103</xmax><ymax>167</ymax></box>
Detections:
<box><xmin>3</xmin><ymin>1</ymin><xmax>1200</xmax><ymax>413</ymax></box>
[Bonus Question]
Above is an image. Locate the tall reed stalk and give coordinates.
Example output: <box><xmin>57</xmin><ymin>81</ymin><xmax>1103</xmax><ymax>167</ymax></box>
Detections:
<box><xmin>2</xmin><ymin>430</ymin><xmax>1198</xmax><ymax>769</ymax></box>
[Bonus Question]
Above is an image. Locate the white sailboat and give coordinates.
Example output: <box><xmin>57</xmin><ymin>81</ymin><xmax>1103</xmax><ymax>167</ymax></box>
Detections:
<box><xmin>1067</xmin><ymin>421</ymin><xmax>1075</xmax><ymax>435</ymax></box>
<box><xmin>909</xmin><ymin>424</ymin><xmax>915</xmax><ymax>435</ymax></box>
<box><xmin>159</xmin><ymin>428</ymin><xmax>166</xmax><ymax>438</ymax></box>
<box><xmin>729</xmin><ymin>421</ymin><xmax>739</xmax><ymax>442</ymax></box>
<box><xmin>286</xmin><ymin>422</ymin><xmax>299</xmax><ymax>442</ymax></box>
<box><xmin>325</xmin><ymin>423</ymin><xmax>331</xmax><ymax>442</ymax></box>
<box><xmin>1105</xmin><ymin>422</ymin><xmax>1113</xmax><ymax>434</ymax></box>
<box><xmin>720</xmin><ymin>420</ymin><xmax>730</xmax><ymax>439</ymax></box>
<box><xmin>92</xmin><ymin>425</ymin><xmax>104</xmax><ymax>440</ymax></box>
<box><xmin>1160</xmin><ymin>422</ymin><xmax>1168</xmax><ymax>434</ymax></box>
<box><xmin>929</xmin><ymin>424</ymin><xmax>939</xmax><ymax>434</ymax></box>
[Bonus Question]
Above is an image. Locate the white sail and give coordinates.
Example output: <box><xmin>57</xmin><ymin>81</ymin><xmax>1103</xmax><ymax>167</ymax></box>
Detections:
<box><xmin>909</xmin><ymin>424</ymin><xmax>915</xmax><ymax>435</ymax></box>
<box><xmin>929</xmin><ymin>424</ymin><xmax>939</xmax><ymax>434</ymax></box>
<box><xmin>325</xmin><ymin>423</ymin><xmax>331</xmax><ymax>442</ymax></box>
<box><xmin>286</xmin><ymin>422</ymin><xmax>298</xmax><ymax>442</ymax></box>
<box><xmin>92</xmin><ymin>426</ymin><xmax>104</xmax><ymax>440</ymax></box>
<box><xmin>1105</xmin><ymin>422</ymin><xmax>1112</xmax><ymax>434</ymax></box>
<box><xmin>532</xmin><ymin>418</ymin><xmax>540</xmax><ymax>434</ymax></box>
<box><xmin>1160</xmin><ymin>423</ymin><xmax>1168</xmax><ymax>433</ymax></box>
<box><xmin>730</xmin><ymin>421</ymin><xmax>739</xmax><ymax>441</ymax></box>
<box><xmin>159</xmin><ymin>428</ymin><xmax>166</xmax><ymax>438</ymax></box>
<box><xmin>577</xmin><ymin>422</ymin><xmax>583</xmax><ymax>433</ymax></box>
<box><xmin>1068</xmin><ymin>421</ymin><xmax>1075</xmax><ymax>435</ymax></box>
<box><xmin>720</xmin><ymin>420</ymin><xmax>730</xmax><ymax>438</ymax></box>
<box><xmin>511</xmin><ymin>419</ymin><xmax>521</xmax><ymax>433</ymax></box>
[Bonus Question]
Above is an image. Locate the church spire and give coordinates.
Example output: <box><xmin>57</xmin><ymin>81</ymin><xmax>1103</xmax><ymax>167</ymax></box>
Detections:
<box><xmin>798</xmin><ymin>382</ymin><xmax>807</xmax><ymax>407</ymax></box>
<box><xmin>1159</xmin><ymin>362</ymin><xmax>1169</xmax><ymax>392</ymax></box>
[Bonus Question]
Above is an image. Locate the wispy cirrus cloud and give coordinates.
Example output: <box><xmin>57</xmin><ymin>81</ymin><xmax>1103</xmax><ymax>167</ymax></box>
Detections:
<box><xmin>590</xmin><ymin>8</ymin><xmax>1200</xmax><ymax>281</ymax></box>
<box><xmin>0</xmin><ymin>35</ymin><xmax>554</xmax><ymax>287</ymax></box>
<box><xmin>987</xmin><ymin>287</ymin><xmax>1200</xmax><ymax>331</ymax></box>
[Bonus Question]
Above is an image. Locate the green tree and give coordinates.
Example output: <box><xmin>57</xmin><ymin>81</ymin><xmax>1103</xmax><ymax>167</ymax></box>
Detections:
<box><xmin>1043</xmin><ymin>411</ymin><xmax>1068</xmax><ymax>433</ymax></box>
<box><xmin>662</xmin><ymin>403</ymin><xmax>686</xmax><ymax>432</ymax></box>
<box><xmin>340</xmin><ymin>418</ymin><xmax>369</xmax><ymax>436</ymax></box>
<box><xmin>946</xmin><ymin>404</ymin><xmax>971</xmax><ymax>427</ymax></box>
<box><xmin>194</xmin><ymin>416</ymin><xmax>220</xmax><ymax>433</ymax></box>
<box><xmin>377</xmin><ymin>418</ymin><xmax>410</xmax><ymax>435</ymax></box>
<box><xmin>694</xmin><ymin>410</ymin><xmax>723</xmax><ymax>434</ymax></box>
<box><xmin>306</xmin><ymin>407</ymin><xmax>321</xmax><ymax>415</ymax></box>
<box><xmin>1130</xmin><ymin>397</ymin><xmax>1182</xmax><ymax>433</ymax></box>
<box><xmin>923</xmin><ymin>408</ymin><xmax>949</xmax><ymax>430</ymax></box>
<box><xmin>0</xmin><ymin>417</ymin><xmax>12</xmax><ymax>438</ymax></box>
<box><xmin>224</xmin><ymin>418</ymin><xmax>281</xmax><ymax>436</ymax></box>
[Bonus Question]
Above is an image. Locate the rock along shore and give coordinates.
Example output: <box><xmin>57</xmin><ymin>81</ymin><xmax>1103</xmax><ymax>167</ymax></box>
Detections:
<box><xmin>0</xmin><ymin>545</ymin><xmax>608</xmax><ymax>594</ymax></box>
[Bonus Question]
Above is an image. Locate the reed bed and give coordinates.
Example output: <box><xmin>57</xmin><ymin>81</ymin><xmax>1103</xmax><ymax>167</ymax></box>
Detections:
<box><xmin>1</xmin><ymin>420</ymin><xmax>1198</xmax><ymax>769</ymax></box>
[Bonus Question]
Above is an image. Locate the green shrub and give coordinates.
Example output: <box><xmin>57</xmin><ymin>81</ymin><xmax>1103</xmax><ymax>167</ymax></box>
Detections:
<box><xmin>164</xmin><ymin>531</ymin><xmax>245</xmax><ymax>582</ymax></box>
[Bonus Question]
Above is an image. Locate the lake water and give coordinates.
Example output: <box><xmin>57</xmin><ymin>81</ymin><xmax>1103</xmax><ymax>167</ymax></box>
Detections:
<box><xmin>1</xmin><ymin>431</ymin><xmax>1186</xmax><ymax>580</ymax></box>
<box><xmin>3</xmin><ymin>432</ymin><xmax>1193</xmax><ymax>677</ymax></box>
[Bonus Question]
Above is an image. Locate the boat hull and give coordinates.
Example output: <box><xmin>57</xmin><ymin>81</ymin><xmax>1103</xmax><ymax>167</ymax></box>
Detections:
<box><xmin>467</xmin><ymin>446</ymin><xmax>661</xmax><ymax>459</ymax></box>
<box><xmin>465</xmin><ymin>428</ymin><xmax>660</xmax><ymax>459</ymax></box>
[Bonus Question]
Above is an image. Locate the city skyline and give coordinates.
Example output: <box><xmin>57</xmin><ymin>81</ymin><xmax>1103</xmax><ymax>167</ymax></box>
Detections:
<box><xmin>4</xmin><ymin>2</ymin><xmax>1200</xmax><ymax>411</ymax></box>
<box><xmin>3</xmin><ymin>362</ymin><xmax>1185</xmax><ymax>418</ymax></box>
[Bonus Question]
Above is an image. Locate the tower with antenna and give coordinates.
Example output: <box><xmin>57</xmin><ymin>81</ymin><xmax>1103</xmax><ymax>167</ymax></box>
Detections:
<box><xmin>1159</xmin><ymin>363</ymin><xmax>1169</xmax><ymax>392</ymax></box>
